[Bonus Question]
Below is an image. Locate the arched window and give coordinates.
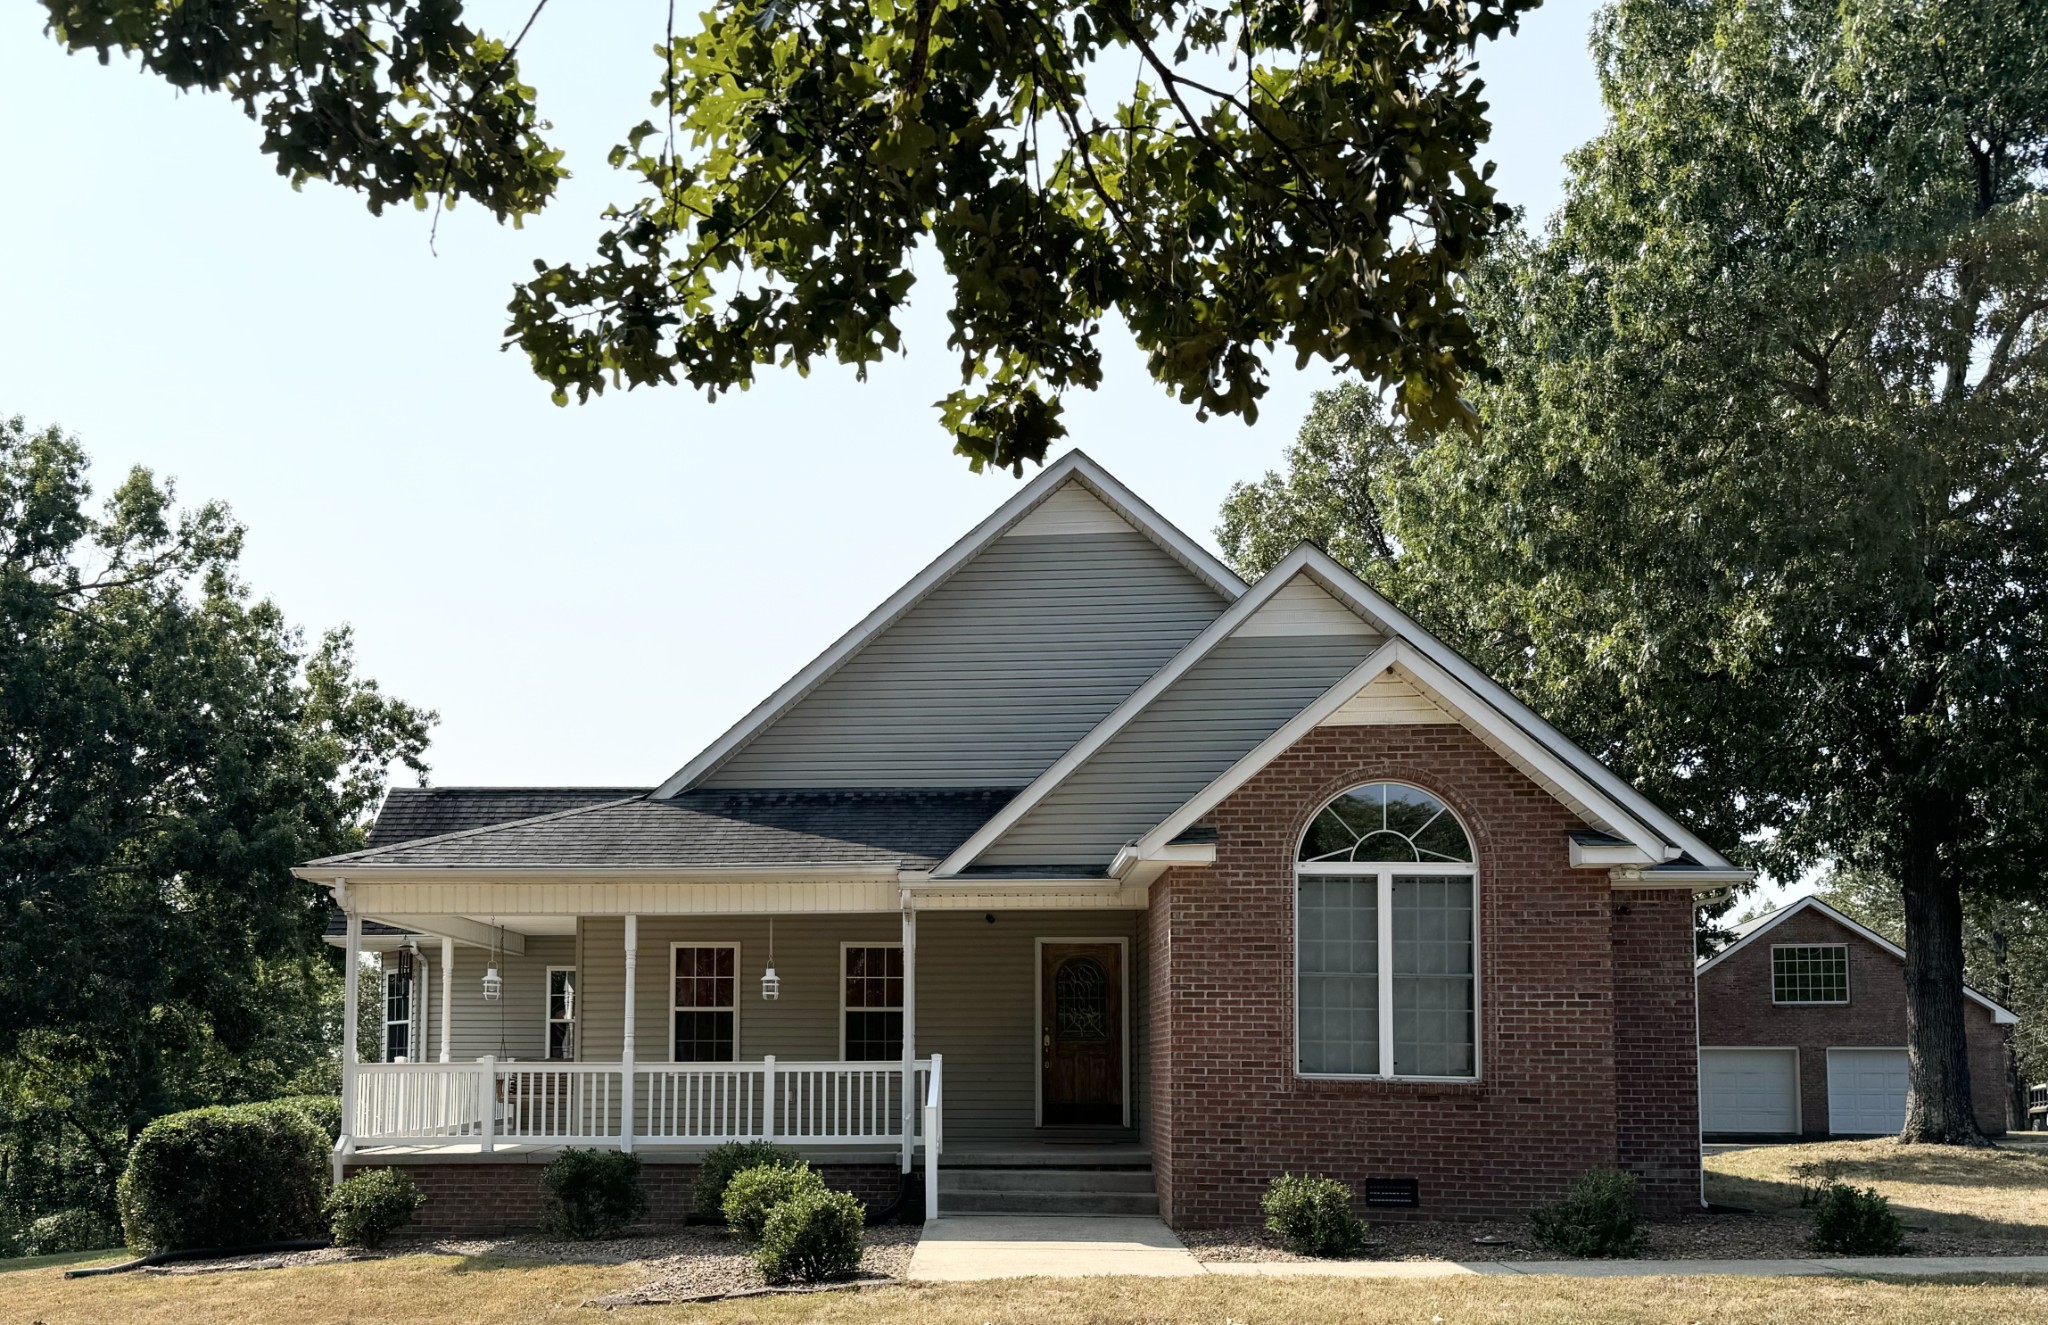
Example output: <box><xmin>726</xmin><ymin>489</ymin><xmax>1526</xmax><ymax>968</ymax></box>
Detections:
<box><xmin>1296</xmin><ymin>782</ymin><xmax>1477</xmax><ymax>1080</ymax></box>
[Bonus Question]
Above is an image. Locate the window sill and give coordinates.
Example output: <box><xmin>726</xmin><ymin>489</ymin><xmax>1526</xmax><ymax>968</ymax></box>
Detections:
<box><xmin>1292</xmin><ymin>1074</ymin><xmax>1486</xmax><ymax>1098</ymax></box>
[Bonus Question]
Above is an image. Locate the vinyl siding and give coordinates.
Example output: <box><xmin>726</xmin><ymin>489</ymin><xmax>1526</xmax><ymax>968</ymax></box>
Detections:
<box><xmin>703</xmin><ymin>531</ymin><xmax>1228</xmax><ymax>788</ymax></box>
<box><xmin>565</xmin><ymin>911</ymin><xmax>1143</xmax><ymax>1142</ymax></box>
<box><xmin>423</xmin><ymin>937</ymin><xmax>574</xmax><ymax>1063</ymax></box>
<box><xmin>976</xmin><ymin>633</ymin><xmax>1376</xmax><ymax>867</ymax></box>
<box><xmin>1321</xmin><ymin>666</ymin><xmax>1456</xmax><ymax>725</ymax></box>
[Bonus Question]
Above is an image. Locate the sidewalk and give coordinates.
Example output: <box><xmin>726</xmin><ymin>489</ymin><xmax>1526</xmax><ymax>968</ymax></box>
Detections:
<box><xmin>906</xmin><ymin>1217</ymin><xmax>2048</xmax><ymax>1283</ymax></box>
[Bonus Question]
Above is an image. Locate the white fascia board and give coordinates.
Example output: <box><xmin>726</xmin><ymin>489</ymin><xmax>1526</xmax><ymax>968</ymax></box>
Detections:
<box><xmin>1292</xmin><ymin>550</ymin><xmax>1731</xmax><ymax>869</ymax></box>
<box><xmin>931</xmin><ymin>547</ymin><xmax>1330</xmax><ymax>877</ymax></box>
<box><xmin>293</xmin><ymin>863</ymin><xmax>905</xmax><ymax>885</ymax></box>
<box><xmin>323</xmin><ymin>913</ymin><xmax>524</xmax><ymax>954</ymax></box>
<box><xmin>1110</xmin><ymin>841</ymin><xmax>1216</xmax><ymax>877</ymax></box>
<box><xmin>1607</xmin><ymin>866</ymin><xmax>1755</xmax><ymax>888</ymax></box>
<box><xmin>1698</xmin><ymin>895</ymin><xmax>2019</xmax><ymax>1024</ymax></box>
<box><xmin>650</xmin><ymin>450</ymin><xmax>1246</xmax><ymax>799</ymax></box>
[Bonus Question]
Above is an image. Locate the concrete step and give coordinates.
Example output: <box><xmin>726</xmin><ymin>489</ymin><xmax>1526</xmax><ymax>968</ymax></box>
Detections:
<box><xmin>940</xmin><ymin>1167</ymin><xmax>1157</xmax><ymax>1194</ymax></box>
<box><xmin>941</xmin><ymin>1145</ymin><xmax>1151</xmax><ymax>1168</ymax></box>
<box><xmin>940</xmin><ymin>1189</ymin><xmax>1161</xmax><ymax>1217</ymax></box>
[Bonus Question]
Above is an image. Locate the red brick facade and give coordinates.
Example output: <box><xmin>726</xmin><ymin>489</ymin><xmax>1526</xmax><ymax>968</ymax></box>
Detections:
<box><xmin>1697</xmin><ymin>905</ymin><xmax>2010</xmax><ymax>1135</ymax></box>
<box><xmin>1148</xmin><ymin>722</ymin><xmax>1702</xmax><ymax>1226</ymax></box>
<box><xmin>344</xmin><ymin>1160</ymin><xmax>903</xmax><ymax>1236</ymax></box>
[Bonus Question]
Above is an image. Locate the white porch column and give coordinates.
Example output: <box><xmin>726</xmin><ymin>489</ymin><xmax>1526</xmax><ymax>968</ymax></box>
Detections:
<box><xmin>338</xmin><ymin>894</ymin><xmax>360</xmax><ymax>1182</ymax></box>
<box><xmin>900</xmin><ymin>901</ymin><xmax>917</xmax><ymax>1174</ymax></box>
<box><xmin>437</xmin><ymin>937</ymin><xmax>453</xmax><ymax>1064</ymax></box>
<box><xmin>621</xmin><ymin>914</ymin><xmax>638</xmax><ymax>1153</ymax></box>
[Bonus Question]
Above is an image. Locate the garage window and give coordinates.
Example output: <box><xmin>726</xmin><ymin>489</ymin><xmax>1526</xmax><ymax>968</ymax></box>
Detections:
<box><xmin>1772</xmin><ymin>944</ymin><xmax>1848</xmax><ymax>1004</ymax></box>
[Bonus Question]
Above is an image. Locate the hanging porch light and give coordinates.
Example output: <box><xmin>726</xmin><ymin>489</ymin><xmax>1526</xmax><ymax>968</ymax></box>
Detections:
<box><xmin>761</xmin><ymin>917</ymin><xmax>781</xmax><ymax>1001</ymax></box>
<box><xmin>482</xmin><ymin>922</ymin><xmax>503</xmax><ymax>1002</ymax></box>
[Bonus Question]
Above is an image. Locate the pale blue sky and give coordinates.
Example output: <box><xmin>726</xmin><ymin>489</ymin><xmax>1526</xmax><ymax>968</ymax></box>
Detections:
<box><xmin>1</xmin><ymin>0</ymin><xmax>1607</xmax><ymax>790</ymax></box>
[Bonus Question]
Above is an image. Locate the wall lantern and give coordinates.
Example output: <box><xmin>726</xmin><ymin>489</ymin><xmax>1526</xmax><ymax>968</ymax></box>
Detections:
<box><xmin>761</xmin><ymin>918</ymin><xmax>781</xmax><ymax>1001</ymax></box>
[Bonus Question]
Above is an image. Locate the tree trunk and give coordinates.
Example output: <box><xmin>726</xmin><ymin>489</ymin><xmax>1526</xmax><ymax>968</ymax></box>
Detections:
<box><xmin>1899</xmin><ymin>826</ymin><xmax>1988</xmax><ymax>1145</ymax></box>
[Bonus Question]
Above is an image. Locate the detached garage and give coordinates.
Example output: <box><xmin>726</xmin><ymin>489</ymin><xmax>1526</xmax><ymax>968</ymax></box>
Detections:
<box><xmin>1696</xmin><ymin>897</ymin><xmax>2016</xmax><ymax>1139</ymax></box>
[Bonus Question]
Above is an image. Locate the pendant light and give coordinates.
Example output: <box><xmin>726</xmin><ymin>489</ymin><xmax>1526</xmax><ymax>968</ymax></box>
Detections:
<box><xmin>761</xmin><ymin>917</ymin><xmax>781</xmax><ymax>1001</ymax></box>
<box><xmin>482</xmin><ymin>921</ymin><xmax>503</xmax><ymax>1002</ymax></box>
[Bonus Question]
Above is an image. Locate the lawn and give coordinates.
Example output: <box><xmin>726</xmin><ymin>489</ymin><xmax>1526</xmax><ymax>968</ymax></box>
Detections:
<box><xmin>2</xmin><ymin>1256</ymin><xmax>2046</xmax><ymax>1325</ymax></box>
<box><xmin>1705</xmin><ymin>1138</ymin><xmax>2048</xmax><ymax>1245</ymax></box>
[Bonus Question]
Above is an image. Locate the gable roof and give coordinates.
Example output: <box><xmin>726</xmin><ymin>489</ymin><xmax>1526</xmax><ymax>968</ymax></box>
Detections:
<box><xmin>940</xmin><ymin>544</ymin><xmax>1741</xmax><ymax>876</ymax></box>
<box><xmin>1698</xmin><ymin>895</ymin><xmax>2019</xmax><ymax>1024</ymax></box>
<box><xmin>651</xmin><ymin>452</ymin><xmax>1245</xmax><ymax>797</ymax></box>
<box><xmin>365</xmin><ymin>787</ymin><xmax>650</xmax><ymax>848</ymax></box>
<box><xmin>304</xmin><ymin>788</ymin><xmax>1017</xmax><ymax>875</ymax></box>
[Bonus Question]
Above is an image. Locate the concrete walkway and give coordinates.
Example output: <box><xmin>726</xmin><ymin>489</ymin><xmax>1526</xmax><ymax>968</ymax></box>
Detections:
<box><xmin>906</xmin><ymin>1217</ymin><xmax>2048</xmax><ymax>1283</ymax></box>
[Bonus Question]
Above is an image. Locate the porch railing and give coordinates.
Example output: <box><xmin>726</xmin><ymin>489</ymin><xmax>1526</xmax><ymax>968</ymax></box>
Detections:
<box><xmin>349</xmin><ymin>1056</ymin><xmax>936</xmax><ymax>1150</ymax></box>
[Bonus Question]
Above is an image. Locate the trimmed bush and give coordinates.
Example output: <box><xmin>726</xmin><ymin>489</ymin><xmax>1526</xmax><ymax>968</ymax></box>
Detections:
<box><xmin>1529</xmin><ymin>1167</ymin><xmax>1648</xmax><ymax>1258</ymax></box>
<box><xmin>117</xmin><ymin>1102</ymin><xmax>329</xmax><ymax>1253</ymax></box>
<box><xmin>327</xmin><ymin>1169</ymin><xmax>423</xmax><ymax>1248</ymax></box>
<box><xmin>693</xmin><ymin>1141</ymin><xmax>802</xmax><ymax>1219</ymax></box>
<box><xmin>1260</xmin><ymin>1173</ymin><xmax>1367</xmax><ymax>1257</ymax></box>
<box><xmin>24</xmin><ymin>1208</ymin><xmax>121</xmax><ymax>1255</ymax></box>
<box><xmin>1810</xmin><ymin>1182</ymin><xmax>1906</xmax><ymax>1254</ymax></box>
<box><xmin>756</xmin><ymin>1188</ymin><xmax>864</xmax><ymax>1284</ymax></box>
<box><xmin>273</xmin><ymin>1095</ymin><xmax>344</xmax><ymax>1144</ymax></box>
<box><xmin>722</xmin><ymin>1163</ymin><xmax>828</xmax><ymax>1240</ymax></box>
<box><xmin>540</xmin><ymin>1148</ymin><xmax>646</xmax><ymax>1240</ymax></box>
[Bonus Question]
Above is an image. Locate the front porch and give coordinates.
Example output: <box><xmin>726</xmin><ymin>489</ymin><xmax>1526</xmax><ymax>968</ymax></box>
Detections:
<box><xmin>327</xmin><ymin>887</ymin><xmax>1148</xmax><ymax>1221</ymax></box>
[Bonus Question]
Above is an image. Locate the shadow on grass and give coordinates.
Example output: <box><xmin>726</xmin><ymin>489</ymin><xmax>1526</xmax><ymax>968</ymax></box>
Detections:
<box><xmin>0</xmin><ymin>1247</ymin><xmax>128</xmax><ymax>1275</ymax></box>
<box><xmin>1706</xmin><ymin>1161</ymin><xmax>2048</xmax><ymax>1245</ymax></box>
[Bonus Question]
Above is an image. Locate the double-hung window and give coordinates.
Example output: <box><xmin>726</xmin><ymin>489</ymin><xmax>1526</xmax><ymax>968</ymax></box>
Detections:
<box><xmin>673</xmin><ymin>945</ymin><xmax>738</xmax><ymax>1062</ymax></box>
<box><xmin>842</xmin><ymin>945</ymin><xmax>904</xmax><ymax>1061</ymax></box>
<box><xmin>1296</xmin><ymin>782</ymin><xmax>1478</xmax><ymax>1080</ymax></box>
<box><xmin>546</xmin><ymin>967</ymin><xmax>578</xmax><ymax>1060</ymax></box>
<box><xmin>1771</xmin><ymin>944</ymin><xmax>1848</xmax><ymax>1004</ymax></box>
<box><xmin>383</xmin><ymin>967</ymin><xmax>412</xmax><ymax>1063</ymax></box>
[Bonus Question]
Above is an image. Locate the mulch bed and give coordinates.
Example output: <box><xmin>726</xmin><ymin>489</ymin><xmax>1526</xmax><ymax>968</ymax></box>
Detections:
<box><xmin>1181</xmin><ymin>1215</ymin><xmax>2038</xmax><ymax>1263</ymax></box>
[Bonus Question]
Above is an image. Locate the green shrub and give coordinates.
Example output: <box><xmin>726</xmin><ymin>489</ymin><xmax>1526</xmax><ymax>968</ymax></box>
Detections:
<box><xmin>1260</xmin><ymin>1173</ymin><xmax>1367</xmax><ymax>1257</ymax></box>
<box><xmin>1810</xmin><ymin>1182</ymin><xmax>1906</xmax><ymax>1254</ymax></box>
<box><xmin>327</xmin><ymin>1169</ymin><xmax>423</xmax><ymax>1248</ymax></box>
<box><xmin>756</xmin><ymin>1188</ymin><xmax>864</xmax><ymax>1284</ymax></box>
<box><xmin>540</xmin><ymin>1149</ymin><xmax>645</xmax><ymax>1240</ymax></box>
<box><xmin>1529</xmin><ymin>1168</ymin><xmax>1648</xmax><ymax>1258</ymax></box>
<box><xmin>24</xmin><ymin>1208</ymin><xmax>122</xmax><ymax>1255</ymax></box>
<box><xmin>722</xmin><ymin>1163</ymin><xmax>827</xmax><ymax>1240</ymax></box>
<box><xmin>273</xmin><ymin>1095</ymin><xmax>344</xmax><ymax>1144</ymax></box>
<box><xmin>693</xmin><ymin>1141</ymin><xmax>801</xmax><ymax>1219</ymax></box>
<box><xmin>117</xmin><ymin>1102</ymin><xmax>329</xmax><ymax>1253</ymax></box>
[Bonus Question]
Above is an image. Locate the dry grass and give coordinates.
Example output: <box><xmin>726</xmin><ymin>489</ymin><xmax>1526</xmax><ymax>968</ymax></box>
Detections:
<box><xmin>3</xmin><ymin>1257</ymin><xmax>2048</xmax><ymax>1325</ymax></box>
<box><xmin>1706</xmin><ymin>1138</ymin><xmax>2048</xmax><ymax>1244</ymax></box>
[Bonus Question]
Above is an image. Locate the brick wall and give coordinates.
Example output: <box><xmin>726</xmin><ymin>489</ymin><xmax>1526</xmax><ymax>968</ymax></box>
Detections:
<box><xmin>344</xmin><ymin>1160</ymin><xmax>903</xmax><ymax>1236</ymax></box>
<box><xmin>1697</xmin><ymin>905</ymin><xmax>2010</xmax><ymax>1135</ymax></box>
<box><xmin>1613</xmin><ymin>889</ymin><xmax>1704</xmax><ymax>1211</ymax></box>
<box><xmin>1149</xmin><ymin>722</ymin><xmax>1703</xmax><ymax>1226</ymax></box>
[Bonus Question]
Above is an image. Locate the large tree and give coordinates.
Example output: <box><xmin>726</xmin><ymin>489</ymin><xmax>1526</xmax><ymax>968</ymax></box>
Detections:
<box><xmin>0</xmin><ymin>418</ymin><xmax>433</xmax><ymax>1215</ymax></box>
<box><xmin>39</xmin><ymin>0</ymin><xmax>1533</xmax><ymax>471</ymax></box>
<box><xmin>1224</xmin><ymin>0</ymin><xmax>2048</xmax><ymax>1143</ymax></box>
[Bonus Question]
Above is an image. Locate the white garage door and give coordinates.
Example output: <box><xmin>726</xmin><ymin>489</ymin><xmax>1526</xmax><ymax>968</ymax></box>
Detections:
<box><xmin>1700</xmin><ymin>1047</ymin><xmax>1800</xmax><ymax>1135</ymax></box>
<box><xmin>1828</xmin><ymin>1048</ymin><xmax>1909</xmax><ymax>1135</ymax></box>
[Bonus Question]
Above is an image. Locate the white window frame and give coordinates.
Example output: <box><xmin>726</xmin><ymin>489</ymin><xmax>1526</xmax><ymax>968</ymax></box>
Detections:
<box><xmin>837</xmin><ymin>942</ymin><xmax>905</xmax><ymax>1062</ymax></box>
<box><xmin>545</xmin><ymin>966</ymin><xmax>578</xmax><ymax>1061</ymax></box>
<box><xmin>1770</xmin><ymin>943</ymin><xmax>1849</xmax><ymax>1006</ymax></box>
<box><xmin>669</xmin><ymin>942</ymin><xmax>741</xmax><ymax>1063</ymax></box>
<box><xmin>1294</xmin><ymin>780</ymin><xmax>1481</xmax><ymax>1083</ymax></box>
<box><xmin>382</xmin><ymin>964</ymin><xmax>413</xmax><ymax>1064</ymax></box>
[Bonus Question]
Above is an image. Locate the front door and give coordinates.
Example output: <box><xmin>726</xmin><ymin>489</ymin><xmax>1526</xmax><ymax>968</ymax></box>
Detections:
<box><xmin>1040</xmin><ymin>941</ymin><xmax>1124</xmax><ymax>1125</ymax></box>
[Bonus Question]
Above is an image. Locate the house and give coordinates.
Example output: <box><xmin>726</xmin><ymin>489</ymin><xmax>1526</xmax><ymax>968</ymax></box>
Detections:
<box><xmin>301</xmin><ymin>451</ymin><xmax>1751</xmax><ymax>1233</ymax></box>
<box><xmin>1696</xmin><ymin>896</ymin><xmax>2016</xmax><ymax>1138</ymax></box>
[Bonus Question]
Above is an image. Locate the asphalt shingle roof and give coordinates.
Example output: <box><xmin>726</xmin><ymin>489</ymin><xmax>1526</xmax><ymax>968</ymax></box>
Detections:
<box><xmin>365</xmin><ymin>787</ymin><xmax>651</xmax><ymax>848</ymax></box>
<box><xmin>314</xmin><ymin>788</ymin><xmax>1022</xmax><ymax>871</ymax></box>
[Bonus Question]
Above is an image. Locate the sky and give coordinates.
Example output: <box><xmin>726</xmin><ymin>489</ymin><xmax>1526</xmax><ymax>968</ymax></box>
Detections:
<box><xmin>0</xmin><ymin>3</ymin><xmax>1627</xmax><ymax>800</ymax></box>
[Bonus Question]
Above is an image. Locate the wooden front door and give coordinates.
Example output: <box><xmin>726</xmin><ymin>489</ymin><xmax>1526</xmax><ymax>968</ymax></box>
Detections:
<box><xmin>1040</xmin><ymin>941</ymin><xmax>1124</xmax><ymax>1125</ymax></box>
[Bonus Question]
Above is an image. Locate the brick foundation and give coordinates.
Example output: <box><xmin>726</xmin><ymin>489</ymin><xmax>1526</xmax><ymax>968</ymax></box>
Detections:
<box><xmin>1149</xmin><ymin>723</ymin><xmax>1703</xmax><ymax>1226</ymax></box>
<box><xmin>344</xmin><ymin>1160</ymin><xmax>905</xmax><ymax>1236</ymax></box>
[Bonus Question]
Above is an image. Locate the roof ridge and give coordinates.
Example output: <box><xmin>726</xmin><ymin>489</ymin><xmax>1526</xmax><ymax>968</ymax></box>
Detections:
<box><xmin>310</xmin><ymin>794</ymin><xmax>648</xmax><ymax>866</ymax></box>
